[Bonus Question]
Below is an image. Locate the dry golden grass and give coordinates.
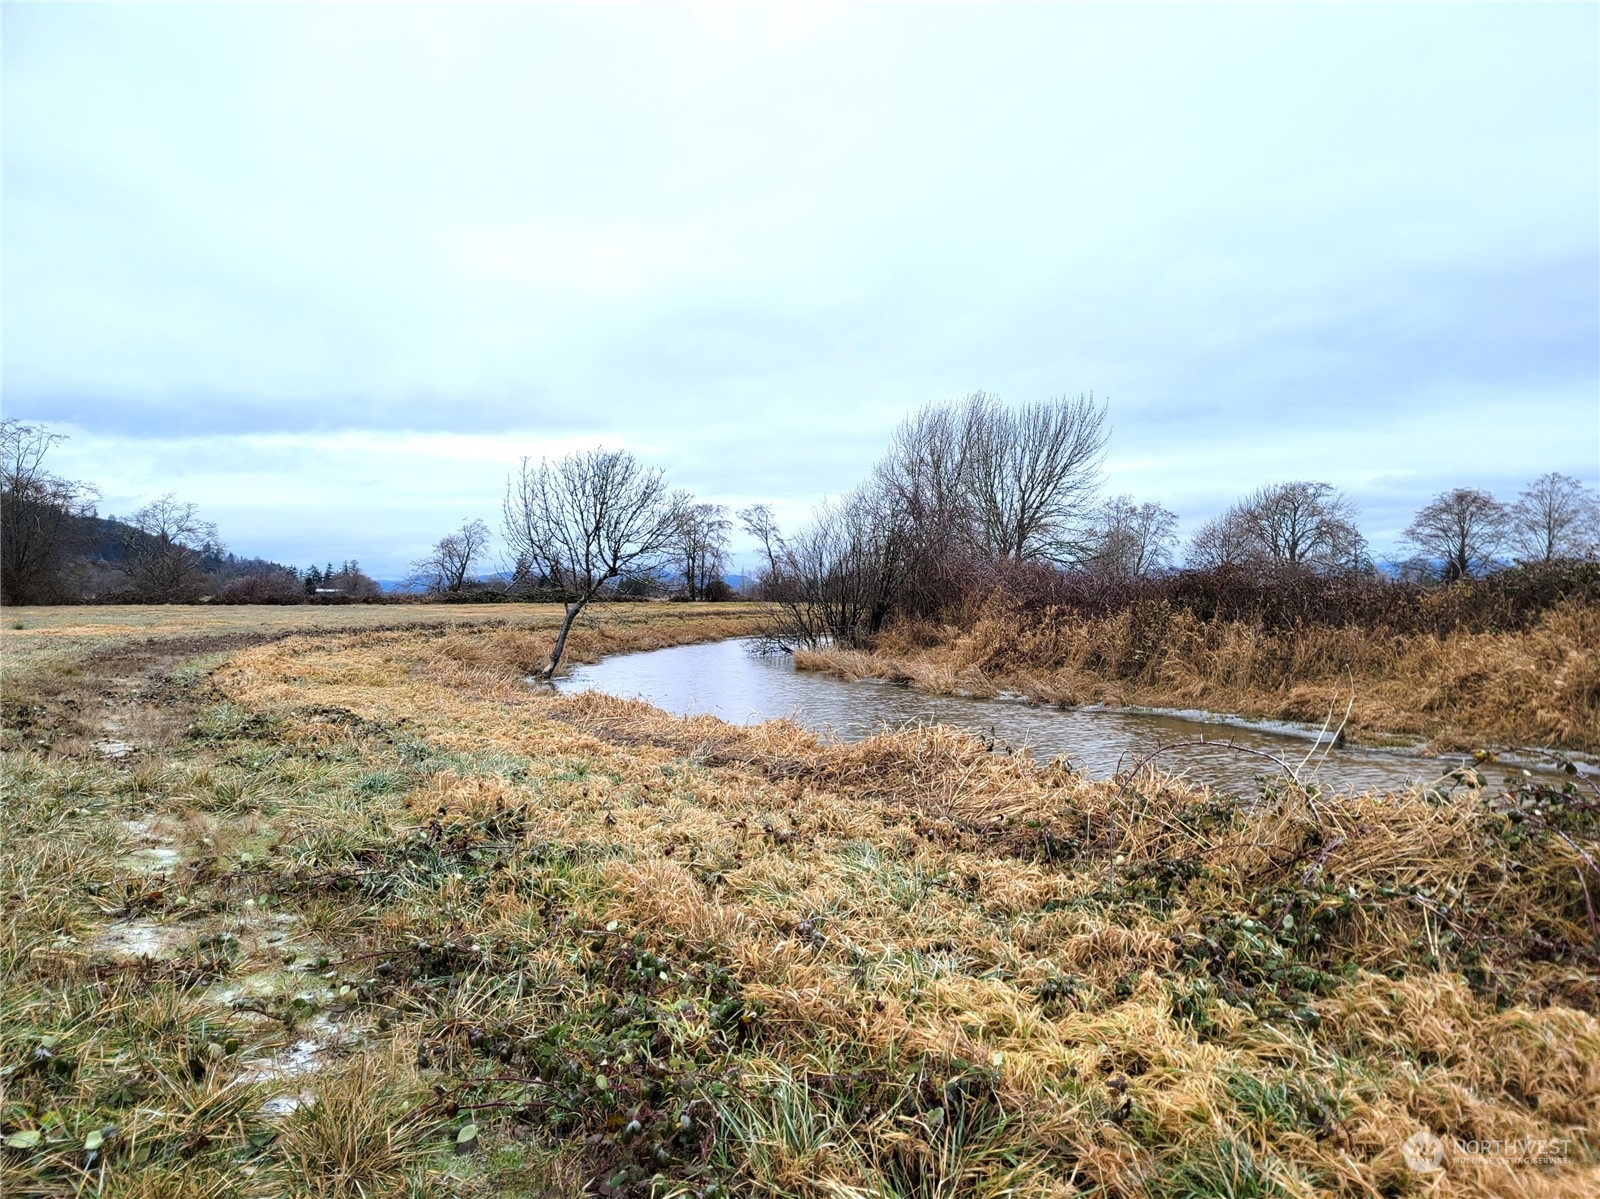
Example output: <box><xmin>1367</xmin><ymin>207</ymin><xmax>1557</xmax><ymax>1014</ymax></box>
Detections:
<box><xmin>4</xmin><ymin>606</ymin><xmax>1597</xmax><ymax>1197</ymax></box>
<box><xmin>225</xmin><ymin>623</ymin><xmax>1600</xmax><ymax>1194</ymax></box>
<box><xmin>799</xmin><ymin>600</ymin><xmax>1600</xmax><ymax>754</ymax></box>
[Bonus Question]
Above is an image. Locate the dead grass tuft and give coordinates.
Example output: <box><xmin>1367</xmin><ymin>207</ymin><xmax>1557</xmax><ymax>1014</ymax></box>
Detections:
<box><xmin>276</xmin><ymin>1052</ymin><xmax>432</xmax><ymax>1198</ymax></box>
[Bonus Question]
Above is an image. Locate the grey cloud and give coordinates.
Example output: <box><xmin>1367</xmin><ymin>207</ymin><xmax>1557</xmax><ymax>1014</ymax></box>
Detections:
<box><xmin>0</xmin><ymin>385</ymin><xmax>578</xmax><ymax>438</ymax></box>
<box><xmin>3</xmin><ymin>3</ymin><xmax>1594</xmax><ymax>573</ymax></box>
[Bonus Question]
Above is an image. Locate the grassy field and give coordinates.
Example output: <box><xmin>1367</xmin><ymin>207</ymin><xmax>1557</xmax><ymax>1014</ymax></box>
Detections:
<box><xmin>793</xmin><ymin>600</ymin><xmax>1600</xmax><ymax>756</ymax></box>
<box><xmin>1</xmin><ymin>602</ymin><xmax>773</xmax><ymax>691</ymax></box>
<box><xmin>2</xmin><ymin>604</ymin><xmax>1598</xmax><ymax>1197</ymax></box>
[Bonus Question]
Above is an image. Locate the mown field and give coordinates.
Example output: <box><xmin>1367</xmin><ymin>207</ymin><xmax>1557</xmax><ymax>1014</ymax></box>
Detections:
<box><xmin>2</xmin><ymin>604</ymin><xmax>1597</xmax><ymax>1197</ymax></box>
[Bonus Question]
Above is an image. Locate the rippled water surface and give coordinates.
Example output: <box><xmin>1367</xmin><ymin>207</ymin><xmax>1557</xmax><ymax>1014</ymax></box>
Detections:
<box><xmin>550</xmin><ymin>638</ymin><xmax>1543</xmax><ymax>796</ymax></box>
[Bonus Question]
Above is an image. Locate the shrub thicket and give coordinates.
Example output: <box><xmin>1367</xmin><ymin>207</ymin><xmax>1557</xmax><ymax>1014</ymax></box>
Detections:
<box><xmin>980</xmin><ymin>559</ymin><xmax>1600</xmax><ymax>637</ymax></box>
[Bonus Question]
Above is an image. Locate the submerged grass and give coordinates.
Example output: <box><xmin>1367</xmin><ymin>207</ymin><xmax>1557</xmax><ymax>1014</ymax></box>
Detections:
<box><xmin>2</xmin><ymin>605</ymin><xmax>1597</xmax><ymax>1196</ymax></box>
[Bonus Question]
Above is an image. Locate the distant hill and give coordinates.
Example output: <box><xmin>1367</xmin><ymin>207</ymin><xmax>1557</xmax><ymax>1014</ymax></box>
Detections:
<box><xmin>13</xmin><ymin>507</ymin><xmax>309</xmax><ymax>602</ymax></box>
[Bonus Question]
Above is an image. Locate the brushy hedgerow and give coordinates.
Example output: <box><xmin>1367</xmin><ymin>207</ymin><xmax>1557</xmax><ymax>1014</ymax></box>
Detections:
<box><xmin>3</xmin><ymin>616</ymin><xmax>1598</xmax><ymax>1197</ymax></box>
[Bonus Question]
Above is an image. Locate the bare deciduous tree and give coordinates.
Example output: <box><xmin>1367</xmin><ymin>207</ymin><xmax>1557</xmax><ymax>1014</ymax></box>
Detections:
<box><xmin>965</xmin><ymin>392</ymin><xmax>1109</xmax><ymax>563</ymax></box>
<box><xmin>1232</xmin><ymin>481</ymin><xmax>1365</xmax><ymax>572</ymax></box>
<box><xmin>764</xmin><ymin>390</ymin><xmax>1107</xmax><ymax>641</ymax></box>
<box><xmin>1084</xmin><ymin>496</ymin><xmax>1178</xmax><ymax>579</ymax></box>
<box><xmin>1405</xmin><ymin>487</ymin><xmax>1508</xmax><ymax>581</ymax></box>
<box><xmin>877</xmin><ymin>399</ymin><xmax>981</xmax><ymax>544</ymax></box>
<box><xmin>774</xmin><ymin>484</ymin><xmax>909</xmax><ymax>648</ymax></box>
<box><xmin>502</xmin><ymin>448</ymin><xmax>681</xmax><ymax>677</ymax></box>
<box><xmin>737</xmin><ymin>503</ymin><xmax>790</xmax><ymax>598</ymax></box>
<box><xmin>1509</xmin><ymin>472</ymin><xmax>1600</xmax><ymax>563</ymax></box>
<box><xmin>411</xmin><ymin>518</ymin><xmax>492</xmax><ymax>594</ymax></box>
<box><xmin>874</xmin><ymin>397</ymin><xmax>984</xmax><ymax>613</ymax></box>
<box><xmin>121</xmin><ymin>494</ymin><xmax>225</xmax><ymax>601</ymax></box>
<box><xmin>1</xmin><ymin>420</ymin><xmax>98</xmax><ymax>604</ymax></box>
<box><xmin>1184</xmin><ymin>509</ymin><xmax>1258</xmax><ymax>570</ymax></box>
<box><xmin>670</xmin><ymin>499</ymin><xmax>732</xmax><ymax>600</ymax></box>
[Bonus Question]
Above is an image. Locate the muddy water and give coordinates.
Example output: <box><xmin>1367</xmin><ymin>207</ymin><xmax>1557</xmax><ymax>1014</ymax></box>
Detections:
<box><xmin>553</xmin><ymin>638</ymin><xmax>1553</xmax><ymax>796</ymax></box>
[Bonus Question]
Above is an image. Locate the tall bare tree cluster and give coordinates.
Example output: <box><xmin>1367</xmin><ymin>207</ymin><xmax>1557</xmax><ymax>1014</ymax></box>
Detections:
<box><xmin>1400</xmin><ymin>474</ymin><xmax>1600</xmax><ymax>581</ymax></box>
<box><xmin>120</xmin><ymin>494</ymin><xmax>226</xmax><ymax>601</ymax></box>
<box><xmin>756</xmin><ymin>392</ymin><xmax>1114</xmax><ymax>646</ymax></box>
<box><xmin>1</xmin><ymin>421</ymin><xmax>99</xmax><ymax>603</ymax></box>
<box><xmin>670</xmin><ymin>499</ymin><xmax>733</xmax><ymax>601</ymax></box>
<box><xmin>1183</xmin><ymin>473</ymin><xmax>1599</xmax><ymax>584</ymax></box>
<box><xmin>747</xmin><ymin>387</ymin><xmax>1600</xmax><ymax>651</ymax></box>
<box><xmin>874</xmin><ymin>391</ymin><xmax>1110</xmax><ymax>568</ymax></box>
<box><xmin>1186</xmin><ymin>481</ymin><xmax>1366</xmax><ymax>574</ymax></box>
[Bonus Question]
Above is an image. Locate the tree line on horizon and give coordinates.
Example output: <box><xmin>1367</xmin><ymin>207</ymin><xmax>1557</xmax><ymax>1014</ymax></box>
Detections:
<box><xmin>4</xmin><ymin>410</ymin><xmax>1597</xmax><ymax>657</ymax></box>
<box><xmin>730</xmin><ymin>393</ymin><xmax>1600</xmax><ymax>650</ymax></box>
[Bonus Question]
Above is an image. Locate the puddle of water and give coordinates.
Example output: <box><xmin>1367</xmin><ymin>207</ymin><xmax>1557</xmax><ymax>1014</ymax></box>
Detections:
<box><xmin>235</xmin><ymin>1013</ymin><xmax>352</xmax><ymax>1093</ymax></box>
<box><xmin>260</xmin><ymin>1094</ymin><xmax>309</xmax><ymax>1116</ymax></box>
<box><xmin>556</xmin><ymin>638</ymin><xmax>1571</xmax><ymax>797</ymax></box>
<box><xmin>212</xmin><ymin>969</ymin><xmax>304</xmax><ymax>1007</ymax></box>
<box><xmin>88</xmin><ymin>919</ymin><xmax>184</xmax><ymax>960</ymax></box>
<box><xmin>237</xmin><ymin>1033</ymin><xmax>327</xmax><ymax>1083</ymax></box>
<box><xmin>118</xmin><ymin>818</ymin><xmax>185</xmax><ymax>873</ymax></box>
<box><xmin>123</xmin><ymin>846</ymin><xmax>182</xmax><ymax>872</ymax></box>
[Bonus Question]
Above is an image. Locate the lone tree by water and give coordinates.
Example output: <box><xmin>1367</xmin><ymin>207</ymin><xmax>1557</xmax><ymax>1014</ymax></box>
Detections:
<box><xmin>502</xmin><ymin>447</ymin><xmax>681</xmax><ymax>678</ymax></box>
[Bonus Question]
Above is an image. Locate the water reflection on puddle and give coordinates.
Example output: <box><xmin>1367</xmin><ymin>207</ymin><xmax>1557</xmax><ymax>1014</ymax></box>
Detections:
<box><xmin>554</xmin><ymin>638</ymin><xmax>1512</xmax><ymax>796</ymax></box>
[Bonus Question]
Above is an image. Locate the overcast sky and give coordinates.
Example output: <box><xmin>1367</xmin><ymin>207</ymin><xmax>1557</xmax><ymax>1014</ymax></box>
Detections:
<box><xmin>4</xmin><ymin>3</ymin><xmax>1596</xmax><ymax>578</ymax></box>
